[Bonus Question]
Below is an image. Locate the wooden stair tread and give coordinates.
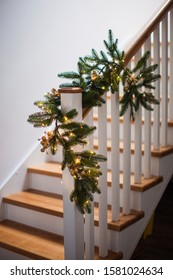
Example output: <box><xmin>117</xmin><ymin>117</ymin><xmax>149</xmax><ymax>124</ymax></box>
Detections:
<box><xmin>0</xmin><ymin>220</ymin><xmax>64</xmax><ymax>260</ymax></box>
<box><xmin>93</xmin><ymin>137</ymin><xmax>173</xmax><ymax>157</ymax></box>
<box><xmin>0</xmin><ymin>220</ymin><xmax>122</xmax><ymax>260</ymax></box>
<box><xmin>28</xmin><ymin>162</ymin><xmax>163</xmax><ymax>192</ymax></box>
<box><xmin>3</xmin><ymin>189</ymin><xmax>63</xmax><ymax>217</ymax></box>
<box><xmin>3</xmin><ymin>189</ymin><xmax>144</xmax><ymax>232</ymax></box>
<box><xmin>28</xmin><ymin>161</ymin><xmax>62</xmax><ymax>178</ymax></box>
<box><xmin>107</xmin><ymin>170</ymin><xmax>163</xmax><ymax>191</ymax></box>
<box><xmin>94</xmin><ymin>207</ymin><xmax>144</xmax><ymax>231</ymax></box>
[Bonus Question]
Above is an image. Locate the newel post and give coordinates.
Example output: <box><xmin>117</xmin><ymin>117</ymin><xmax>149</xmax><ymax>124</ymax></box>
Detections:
<box><xmin>59</xmin><ymin>87</ymin><xmax>84</xmax><ymax>260</ymax></box>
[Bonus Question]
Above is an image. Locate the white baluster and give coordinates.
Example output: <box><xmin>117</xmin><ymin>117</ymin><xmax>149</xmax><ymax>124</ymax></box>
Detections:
<box><xmin>111</xmin><ymin>90</ymin><xmax>120</xmax><ymax>221</ymax></box>
<box><xmin>84</xmin><ymin>111</ymin><xmax>94</xmax><ymax>260</ymax></box>
<box><xmin>153</xmin><ymin>25</ymin><xmax>161</xmax><ymax>150</ymax></box>
<box><xmin>161</xmin><ymin>15</ymin><xmax>168</xmax><ymax>146</ymax></box>
<box><xmin>134</xmin><ymin>49</ymin><xmax>142</xmax><ymax>183</ymax></box>
<box><xmin>169</xmin><ymin>8</ymin><xmax>173</xmax><ymax>121</ymax></box>
<box><xmin>123</xmin><ymin>105</ymin><xmax>131</xmax><ymax>214</ymax></box>
<box><xmin>144</xmin><ymin>37</ymin><xmax>152</xmax><ymax>178</ymax></box>
<box><xmin>134</xmin><ymin>106</ymin><xmax>142</xmax><ymax>183</ymax></box>
<box><xmin>60</xmin><ymin>87</ymin><xmax>84</xmax><ymax>260</ymax></box>
<box><xmin>98</xmin><ymin>92</ymin><xmax>108</xmax><ymax>257</ymax></box>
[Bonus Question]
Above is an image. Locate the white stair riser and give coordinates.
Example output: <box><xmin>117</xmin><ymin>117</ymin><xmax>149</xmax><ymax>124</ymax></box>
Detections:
<box><xmin>29</xmin><ymin>173</ymin><xmax>63</xmax><ymax>194</ymax></box>
<box><xmin>94</xmin><ymin>189</ymin><xmax>141</xmax><ymax>210</ymax></box>
<box><xmin>43</xmin><ymin>147</ymin><xmax>150</xmax><ymax>174</ymax></box>
<box><xmin>43</xmin><ymin>152</ymin><xmax>144</xmax><ymax>174</ymax></box>
<box><xmin>5</xmin><ymin>204</ymin><xmax>64</xmax><ymax>235</ymax></box>
<box><xmin>93</xmin><ymin>119</ymin><xmax>153</xmax><ymax>142</ymax></box>
<box><xmin>98</xmin><ymin>148</ymin><xmax>143</xmax><ymax>172</ymax></box>
<box><xmin>29</xmin><ymin>172</ymin><xmax>142</xmax><ymax>209</ymax></box>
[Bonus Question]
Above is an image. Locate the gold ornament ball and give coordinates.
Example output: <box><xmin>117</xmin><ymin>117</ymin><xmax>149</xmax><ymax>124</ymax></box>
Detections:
<box><xmin>124</xmin><ymin>86</ymin><xmax>129</xmax><ymax>92</ymax></box>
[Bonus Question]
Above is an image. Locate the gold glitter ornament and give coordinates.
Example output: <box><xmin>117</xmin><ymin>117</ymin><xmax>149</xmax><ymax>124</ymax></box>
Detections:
<box><xmin>91</xmin><ymin>70</ymin><xmax>99</xmax><ymax>81</ymax></box>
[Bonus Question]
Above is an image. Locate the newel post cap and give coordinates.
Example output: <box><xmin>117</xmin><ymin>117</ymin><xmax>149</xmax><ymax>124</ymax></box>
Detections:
<box><xmin>58</xmin><ymin>87</ymin><xmax>83</xmax><ymax>94</ymax></box>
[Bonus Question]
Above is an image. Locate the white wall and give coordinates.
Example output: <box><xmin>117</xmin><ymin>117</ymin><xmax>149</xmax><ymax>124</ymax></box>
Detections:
<box><xmin>0</xmin><ymin>0</ymin><xmax>165</xmax><ymax>187</ymax></box>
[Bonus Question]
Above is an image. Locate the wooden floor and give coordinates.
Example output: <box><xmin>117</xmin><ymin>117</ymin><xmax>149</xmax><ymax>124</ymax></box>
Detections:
<box><xmin>131</xmin><ymin>180</ymin><xmax>173</xmax><ymax>260</ymax></box>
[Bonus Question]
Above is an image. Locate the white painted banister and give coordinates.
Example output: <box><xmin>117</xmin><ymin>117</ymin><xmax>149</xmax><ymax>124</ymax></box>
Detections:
<box><xmin>111</xmin><ymin>90</ymin><xmax>120</xmax><ymax>221</ymax></box>
<box><xmin>98</xmin><ymin>92</ymin><xmax>108</xmax><ymax>257</ymax></box>
<box><xmin>122</xmin><ymin>105</ymin><xmax>131</xmax><ymax>215</ymax></box>
<box><xmin>134</xmin><ymin>107</ymin><xmax>142</xmax><ymax>183</ymax></box>
<box><xmin>153</xmin><ymin>25</ymin><xmax>161</xmax><ymax>150</ymax></box>
<box><xmin>58</xmin><ymin>2</ymin><xmax>173</xmax><ymax>260</ymax></box>
<box><xmin>161</xmin><ymin>14</ymin><xmax>168</xmax><ymax>146</ymax></box>
<box><xmin>134</xmin><ymin>50</ymin><xmax>142</xmax><ymax>183</ymax></box>
<box><xmin>60</xmin><ymin>87</ymin><xmax>84</xmax><ymax>260</ymax></box>
<box><xmin>143</xmin><ymin>37</ymin><xmax>152</xmax><ymax>178</ymax></box>
<box><xmin>84</xmin><ymin>111</ymin><xmax>95</xmax><ymax>260</ymax></box>
<box><xmin>169</xmin><ymin>8</ymin><xmax>173</xmax><ymax>120</ymax></box>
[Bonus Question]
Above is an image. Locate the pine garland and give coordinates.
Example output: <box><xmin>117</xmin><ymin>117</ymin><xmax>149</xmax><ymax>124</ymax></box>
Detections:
<box><xmin>28</xmin><ymin>30</ymin><xmax>160</xmax><ymax>214</ymax></box>
<box><xmin>28</xmin><ymin>88</ymin><xmax>106</xmax><ymax>214</ymax></box>
<box><xmin>58</xmin><ymin>30</ymin><xmax>160</xmax><ymax>120</ymax></box>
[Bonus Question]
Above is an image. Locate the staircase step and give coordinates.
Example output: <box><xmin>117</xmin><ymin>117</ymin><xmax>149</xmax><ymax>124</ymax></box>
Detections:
<box><xmin>94</xmin><ymin>206</ymin><xmax>144</xmax><ymax>232</ymax></box>
<box><xmin>0</xmin><ymin>220</ymin><xmax>122</xmax><ymax>260</ymax></box>
<box><xmin>3</xmin><ymin>189</ymin><xmax>144</xmax><ymax>232</ymax></box>
<box><xmin>108</xmin><ymin>171</ymin><xmax>163</xmax><ymax>192</ymax></box>
<box><xmin>28</xmin><ymin>162</ymin><xmax>163</xmax><ymax>192</ymax></box>
<box><xmin>93</xmin><ymin>138</ymin><xmax>173</xmax><ymax>157</ymax></box>
<box><xmin>28</xmin><ymin>161</ymin><xmax>62</xmax><ymax>178</ymax></box>
<box><xmin>0</xmin><ymin>220</ymin><xmax>64</xmax><ymax>259</ymax></box>
<box><xmin>3</xmin><ymin>189</ymin><xmax>63</xmax><ymax>217</ymax></box>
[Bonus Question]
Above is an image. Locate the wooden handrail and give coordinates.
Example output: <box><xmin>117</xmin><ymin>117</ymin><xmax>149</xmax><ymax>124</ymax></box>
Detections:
<box><xmin>82</xmin><ymin>0</ymin><xmax>173</xmax><ymax>119</ymax></box>
<box><xmin>124</xmin><ymin>0</ymin><xmax>173</xmax><ymax>65</ymax></box>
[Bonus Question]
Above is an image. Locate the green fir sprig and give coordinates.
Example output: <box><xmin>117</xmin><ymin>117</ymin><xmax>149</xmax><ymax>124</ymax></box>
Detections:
<box><xmin>120</xmin><ymin>51</ymin><xmax>160</xmax><ymax>120</ymax></box>
<box><xmin>28</xmin><ymin>88</ymin><xmax>106</xmax><ymax>214</ymax></box>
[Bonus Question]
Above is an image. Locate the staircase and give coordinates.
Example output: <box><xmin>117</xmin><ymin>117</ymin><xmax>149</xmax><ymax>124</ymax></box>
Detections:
<box><xmin>0</xmin><ymin>0</ymin><xmax>173</xmax><ymax>260</ymax></box>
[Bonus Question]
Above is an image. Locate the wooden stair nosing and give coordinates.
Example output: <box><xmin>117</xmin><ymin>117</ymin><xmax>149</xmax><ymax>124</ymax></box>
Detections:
<box><xmin>94</xmin><ymin>208</ymin><xmax>144</xmax><ymax>232</ymax></box>
<box><xmin>3</xmin><ymin>189</ymin><xmax>144</xmax><ymax>232</ymax></box>
<box><xmin>130</xmin><ymin>175</ymin><xmax>163</xmax><ymax>192</ymax></box>
<box><xmin>27</xmin><ymin>161</ymin><xmax>62</xmax><ymax>178</ymax></box>
<box><xmin>107</xmin><ymin>171</ymin><xmax>163</xmax><ymax>192</ymax></box>
<box><xmin>151</xmin><ymin>145</ymin><xmax>173</xmax><ymax>157</ymax></box>
<box><xmin>0</xmin><ymin>220</ymin><xmax>122</xmax><ymax>260</ymax></box>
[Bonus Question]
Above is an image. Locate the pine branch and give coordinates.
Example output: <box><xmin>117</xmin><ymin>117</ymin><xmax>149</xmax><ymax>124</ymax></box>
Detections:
<box><xmin>58</xmin><ymin>71</ymin><xmax>81</xmax><ymax>79</ymax></box>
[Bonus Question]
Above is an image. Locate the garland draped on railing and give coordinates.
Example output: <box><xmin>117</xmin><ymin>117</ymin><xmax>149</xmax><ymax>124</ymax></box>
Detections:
<box><xmin>28</xmin><ymin>30</ymin><xmax>160</xmax><ymax>214</ymax></box>
<box><xmin>28</xmin><ymin>89</ymin><xmax>106</xmax><ymax>214</ymax></box>
<box><xmin>59</xmin><ymin>30</ymin><xmax>160</xmax><ymax>120</ymax></box>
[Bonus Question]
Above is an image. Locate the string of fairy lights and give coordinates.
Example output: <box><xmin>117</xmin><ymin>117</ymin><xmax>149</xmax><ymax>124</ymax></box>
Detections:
<box><xmin>28</xmin><ymin>30</ymin><xmax>160</xmax><ymax>214</ymax></box>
